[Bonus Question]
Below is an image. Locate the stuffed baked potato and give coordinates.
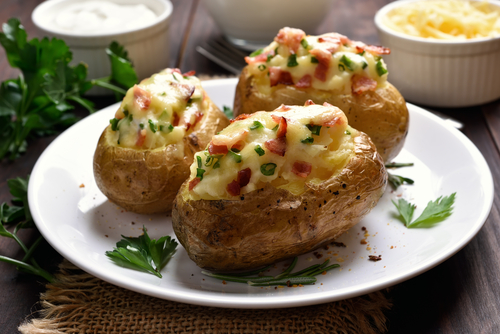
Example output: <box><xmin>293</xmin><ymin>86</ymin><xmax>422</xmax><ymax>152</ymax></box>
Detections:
<box><xmin>172</xmin><ymin>102</ymin><xmax>387</xmax><ymax>272</ymax></box>
<box><xmin>93</xmin><ymin>69</ymin><xmax>230</xmax><ymax>214</ymax></box>
<box><xmin>234</xmin><ymin>27</ymin><xmax>409</xmax><ymax>162</ymax></box>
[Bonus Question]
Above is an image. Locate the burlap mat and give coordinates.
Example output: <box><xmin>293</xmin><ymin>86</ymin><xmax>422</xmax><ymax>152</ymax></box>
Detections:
<box><xmin>18</xmin><ymin>260</ymin><xmax>391</xmax><ymax>334</ymax></box>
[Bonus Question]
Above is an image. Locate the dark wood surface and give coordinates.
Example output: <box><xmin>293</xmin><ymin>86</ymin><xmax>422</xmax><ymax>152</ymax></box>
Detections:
<box><xmin>1</xmin><ymin>0</ymin><xmax>499</xmax><ymax>333</ymax></box>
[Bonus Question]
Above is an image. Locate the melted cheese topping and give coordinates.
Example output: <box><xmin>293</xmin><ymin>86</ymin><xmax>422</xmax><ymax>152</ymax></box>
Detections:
<box><xmin>188</xmin><ymin>104</ymin><xmax>357</xmax><ymax>200</ymax></box>
<box><xmin>245</xmin><ymin>28</ymin><xmax>389</xmax><ymax>95</ymax></box>
<box><xmin>383</xmin><ymin>0</ymin><xmax>500</xmax><ymax>40</ymax></box>
<box><xmin>108</xmin><ymin>69</ymin><xmax>207</xmax><ymax>157</ymax></box>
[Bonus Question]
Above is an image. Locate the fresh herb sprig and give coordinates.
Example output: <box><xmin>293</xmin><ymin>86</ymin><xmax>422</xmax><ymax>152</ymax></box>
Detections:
<box><xmin>392</xmin><ymin>193</ymin><xmax>456</xmax><ymax>228</ymax></box>
<box><xmin>385</xmin><ymin>162</ymin><xmax>415</xmax><ymax>189</ymax></box>
<box><xmin>105</xmin><ymin>227</ymin><xmax>178</xmax><ymax>278</ymax></box>
<box><xmin>202</xmin><ymin>257</ymin><xmax>340</xmax><ymax>286</ymax></box>
<box><xmin>0</xmin><ymin>18</ymin><xmax>137</xmax><ymax>160</ymax></box>
<box><xmin>0</xmin><ymin>176</ymin><xmax>54</xmax><ymax>282</ymax></box>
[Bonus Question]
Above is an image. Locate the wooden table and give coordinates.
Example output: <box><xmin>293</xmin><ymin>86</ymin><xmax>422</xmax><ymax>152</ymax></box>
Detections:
<box><xmin>1</xmin><ymin>1</ymin><xmax>499</xmax><ymax>333</ymax></box>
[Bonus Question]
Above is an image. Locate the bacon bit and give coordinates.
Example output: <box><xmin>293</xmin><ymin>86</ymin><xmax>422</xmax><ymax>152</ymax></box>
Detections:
<box><xmin>323</xmin><ymin>116</ymin><xmax>342</xmax><ymax>127</ymax></box>
<box><xmin>361</xmin><ymin>226</ymin><xmax>366</xmax><ymax>231</ymax></box>
<box><xmin>227</xmin><ymin>180</ymin><xmax>241</xmax><ymax>196</ymax></box>
<box><xmin>170</xmin><ymin>82</ymin><xmax>195</xmax><ymax>101</ymax></box>
<box><xmin>319</xmin><ymin>32</ymin><xmax>350</xmax><ymax>45</ymax></box>
<box><xmin>212</xmin><ymin>130</ymin><xmax>249</xmax><ymax>150</ymax></box>
<box><xmin>351</xmin><ymin>75</ymin><xmax>377</xmax><ymax>95</ymax></box>
<box><xmin>244</xmin><ymin>53</ymin><xmax>269</xmax><ymax>64</ymax></box>
<box><xmin>276</xmin><ymin>117</ymin><xmax>287</xmax><ymax>138</ymax></box>
<box><xmin>269</xmin><ymin>67</ymin><xmax>294</xmax><ymax>87</ymax></box>
<box><xmin>274</xmin><ymin>105</ymin><xmax>291</xmax><ymax>112</ymax></box>
<box><xmin>369</xmin><ymin>255</ymin><xmax>382</xmax><ymax>262</ymax></box>
<box><xmin>313</xmin><ymin>252</ymin><xmax>323</xmax><ymax>259</ymax></box>
<box><xmin>295</xmin><ymin>74</ymin><xmax>312</xmax><ymax>88</ymax></box>
<box><xmin>332</xmin><ymin>242</ymin><xmax>346</xmax><ymax>248</ymax></box>
<box><xmin>135</xmin><ymin>129</ymin><xmax>147</xmax><ymax>147</ymax></box>
<box><xmin>231</xmin><ymin>140</ymin><xmax>245</xmax><ymax>151</ymax></box>
<box><xmin>292</xmin><ymin>161</ymin><xmax>312</xmax><ymax>178</ymax></box>
<box><xmin>182</xmin><ymin>70</ymin><xmax>196</xmax><ymax>76</ymax></box>
<box><xmin>274</xmin><ymin>27</ymin><xmax>306</xmax><ymax>53</ymax></box>
<box><xmin>173</xmin><ymin>113</ymin><xmax>180</xmax><ymax>126</ymax></box>
<box><xmin>189</xmin><ymin>177</ymin><xmax>201</xmax><ymax>191</ymax></box>
<box><xmin>265</xmin><ymin>137</ymin><xmax>287</xmax><ymax>156</ymax></box>
<box><xmin>360</xmin><ymin>239</ymin><xmax>367</xmax><ymax>245</ymax></box>
<box><xmin>231</xmin><ymin>114</ymin><xmax>252</xmax><ymax>123</ymax></box>
<box><xmin>364</xmin><ymin>45</ymin><xmax>391</xmax><ymax>55</ymax></box>
<box><xmin>79</xmin><ymin>183</ymin><xmax>85</xmax><ymax>188</ymax></box>
<box><xmin>309</xmin><ymin>48</ymin><xmax>331</xmax><ymax>82</ymax></box>
<box><xmin>167</xmin><ymin>68</ymin><xmax>182</xmax><ymax>74</ymax></box>
<box><xmin>133</xmin><ymin>85</ymin><xmax>152</xmax><ymax>110</ymax></box>
<box><xmin>237</xmin><ymin>168</ymin><xmax>252</xmax><ymax>187</ymax></box>
<box><xmin>304</xmin><ymin>100</ymin><xmax>315</xmax><ymax>106</ymax></box>
<box><xmin>208</xmin><ymin>142</ymin><xmax>228</xmax><ymax>155</ymax></box>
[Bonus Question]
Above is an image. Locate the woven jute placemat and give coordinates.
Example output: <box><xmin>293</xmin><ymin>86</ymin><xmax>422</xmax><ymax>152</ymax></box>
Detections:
<box><xmin>19</xmin><ymin>260</ymin><xmax>391</xmax><ymax>334</ymax></box>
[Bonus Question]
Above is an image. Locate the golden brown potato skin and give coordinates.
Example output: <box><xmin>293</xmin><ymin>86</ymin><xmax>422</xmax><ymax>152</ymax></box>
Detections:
<box><xmin>234</xmin><ymin>68</ymin><xmax>409</xmax><ymax>162</ymax></box>
<box><xmin>93</xmin><ymin>97</ymin><xmax>230</xmax><ymax>214</ymax></box>
<box><xmin>172</xmin><ymin>132</ymin><xmax>387</xmax><ymax>272</ymax></box>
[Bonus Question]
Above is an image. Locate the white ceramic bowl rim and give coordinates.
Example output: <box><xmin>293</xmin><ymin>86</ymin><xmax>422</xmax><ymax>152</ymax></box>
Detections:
<box><xmin>375</xmin><ymin>0</ymin><xmax>500</xmax><ymax>46</ymax></box>
<box><xmin>32</xmin><ymin>0</ymin><xmax>173</xmax><ymax>39</ymax></box>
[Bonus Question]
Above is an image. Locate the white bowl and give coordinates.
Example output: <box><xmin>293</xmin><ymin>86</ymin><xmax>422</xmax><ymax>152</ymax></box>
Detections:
<box><xmin>374</xmin><ymin>0</ymin><xmax>500</xmax><ymax>108</ymax></box>
<box><xmin>204</xmin><ymin>0</ymin><xmax>334</xmax><ymax>51</ymax></box>
<box><xmin>32</xmin><ymin>0</ymin><xmax>173</xmax><ymax>95</ymax></box>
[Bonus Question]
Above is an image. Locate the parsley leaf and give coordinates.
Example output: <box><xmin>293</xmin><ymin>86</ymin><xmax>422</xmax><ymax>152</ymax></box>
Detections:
<box><xmin>105</xmin><ymin>226</ymin><xmax>178</xmax><ymax>278</ymax></box>
<box><xmin>392</xmin><ymin>193</ymin><xmax>456</xmax><ymax>228</ymax></box>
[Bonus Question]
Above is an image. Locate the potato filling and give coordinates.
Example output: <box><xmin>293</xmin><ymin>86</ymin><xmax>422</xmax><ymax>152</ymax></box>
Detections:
<box><xmin>244</xmin><ymin>27</ymin><xmax>390</xmax><ymax>95</ymax></box>
<box><xmin>188</xmin><ymin>102</ymin><xmax>358</xmax><ymax>200</ymax></box>
<box><xmin>107</xmin><ymin>68</ymin><xmax>207</xmax><ymax>151</ymax></box>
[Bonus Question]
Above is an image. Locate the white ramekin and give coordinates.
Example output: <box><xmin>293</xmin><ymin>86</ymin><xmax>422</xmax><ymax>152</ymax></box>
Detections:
<box><xmin>32</xmin><ymin>0</ymin><xmax>173</xmax><ymax>95</ymax></box>
<box><xmin>374</xmin><ymin>0</ymin><xmax>500</xmax><ymax>108</ymax></box>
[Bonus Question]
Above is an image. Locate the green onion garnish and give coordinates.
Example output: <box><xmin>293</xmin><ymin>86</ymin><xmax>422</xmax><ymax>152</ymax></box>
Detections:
<box><xmin>344</xmin><ymin>130</ymin><xmax>351</xmax><ymax>135</ymax></box>
<box><xmin>196</xmin><ymin>155</ymin><xmax>202</xmax><ymax>168</ymax></box>
<box><xmin>261</xmin><ymin>163</ymin><xmax>277</xmax><ymax>176</ymax></box>
<box><xmin>139</xmin><ymin>123</ymin><xmax>144</xmax><ymax>129</ymax></box>
<box><xmin>301</xmin><ymin>137</ymin><xmax>314</xmax><ymax>144</ymax></box>
<box><xmin>196</xmin><ymin>168</ymin><xmax>205</xmax><ymax>181</ymax></box>
<box><xmin>287</xmin><ymin>54</ymin><xmax>299</xmax><ymax>67</ymax></box>
<box><xmin>250</xmin><ymin>121</ymin><xmax>264</xmax><ymax>130</ymax></box>
<box><xmin>311</xmin><ymin>56</ymin><xmax>319</xmax><ymax>64</ymax></box>
<box><xmin>301</xmin><ymin>39</ymin><xmax>309</xmax><ymax>49</ymax></box>
<box><xmin>338</xmin><ymin>64</ymin><xmax>345</xmax><ymax>72</ymax></box>
<box><xmin>228</xmin><ymin>150</ymin><xmax>242</xmax><ymax>163</ymax></box>
<box><xmin>376</xmin><ymin>60</ymin><xmax>388</xmax><ymax>76</ymax></box>
<box><xmin>258</xmin><ymin>64</ymin><xmax>267</xmax><ymax>71</ymax></box>
<box><xmin>340</xmin><ymin>55</ymin><xmax>355</xmax><ymax>71</ymax></box>
<box><xmin>362</xmin><ymin>61</ymin><xmax>368</xmax><ymax>69</ymax></box>
<box><xmin>110</xmin><ymin>118</ymin><xmax>119</xmax><ymax>131</ymax></box>
<box><xmin>148</xmin><ymin>119</ymin><xmax>157</xmax><ymax>133</ymax></box>
<box><xmin>306</xmin><ymin>124</ymin><xmax>322</xmax><ymax>135</ymax></box>
<box><xmin>254</xmin><ymin>145</ymin><xmax>265</xmax><ymax>156</ymax></box>
<box><xmin>250</xmin><ymin>48</ymin><xmax>263</xmax><ymax>57</ymax></box>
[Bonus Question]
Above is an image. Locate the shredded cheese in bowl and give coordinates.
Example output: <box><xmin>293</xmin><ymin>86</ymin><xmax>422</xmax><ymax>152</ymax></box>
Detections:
<box><xmin>383</xmin><ymin>0</ymin><xmax>500</xmax><ymax>40</ymax></box>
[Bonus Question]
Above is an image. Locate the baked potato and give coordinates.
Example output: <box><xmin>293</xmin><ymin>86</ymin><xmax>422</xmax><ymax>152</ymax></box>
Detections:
<box><xmin>93</xmin><ymin>69</ymin><xmax>230</xmax><ymax>214</ymax></box>
<box><xmin>234</xmin><ymin>27</ymin><xmax>409</xmax><ymax>162</ymax></box>
<box><xmin>172</xmin><ymin>102</ymin><xmax>387</xmax><ymax>272</ymax></box>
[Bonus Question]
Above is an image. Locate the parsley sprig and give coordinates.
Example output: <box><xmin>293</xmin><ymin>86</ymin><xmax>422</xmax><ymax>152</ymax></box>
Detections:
<box><xmin>0</xmin><ymin>175</ymin><xmax>54</xmax><ymax>282</ymax></box>
<box><xmin>392</xmin><ymin>193</ymin><xmax>456</xmax><ymax>228</ymax></box>
<box><xmin>0</xmin><ymin>18</ymin><xmax>137</xmax><ymax>160</ymax></box>
<box><xmin>202</xmin><ymin>257</ymin><xmax>340</xmax><ymax>286</ymax></box>
<box><xmin>105</xmin><ymin>227</ymin><xmax>178</xmax><ymax>278</ymax></box>
<box><xmin>385</xmin><ymin>162</ymin><xmax>415</xmax><ymax>189</ymax></box>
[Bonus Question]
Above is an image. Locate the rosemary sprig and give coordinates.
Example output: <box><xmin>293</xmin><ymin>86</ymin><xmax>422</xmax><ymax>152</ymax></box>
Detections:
<box><xmin>201</xmin><ymin>257</ymin><xmax>340</xmax><ymax>286</ymax></box>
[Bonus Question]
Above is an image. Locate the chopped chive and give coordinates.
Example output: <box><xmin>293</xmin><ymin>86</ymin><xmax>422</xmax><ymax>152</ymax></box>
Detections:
<box><xmin>250</xmin><ymin>48</ymin><xmax>263</xmax><ymax>57</ymax></box>
<box><xmin>301</xmin><ymin>137</ymin><xmax>314</xmax><ymax>144</ymax></box>
<box><xmin>228</xmin><ymin>150</ymin><xmax>242</xmax><ymax>163</ymax></box>
<box><xmin>266</xmin><ymin>54</ymin><xmax>273</xmax><ymax>62</ymax></box>
<box><xmin>362</xmin><ymin>61</ymin><xmax>368</xmax><ymax>69</ymax></box>
<box><xmin>110</xmin><ymin>118</ymin><xmax>119</xmax><ymax>131</ymax></box>
<box><xmin>196</xmin><ymin>168</ymin><xmax>205</xmax><ymax>181</ymax></box>
<box><xmin>196</xmin><ymin>155</ymin><xmax>202</xmax><ymax>168</ymax></box>
<box><xmin>123</xmin><ymin>109</ymin><xmax>129</xmax><ymax>117</ymax></box>
<box><xmin>376</xmin><ymin>60</ymin><xmax>388</xmax><ymax>76</ymax></box>
<box><xmin>272</xmin><ymin>124</ymin><xmax>279</xmax><ymax>131</ymax></box>
<box><xmin>254</xmin><ymin>145</ymin><xmax>265</xmax><ymax>156</ymax></box>
<box><xmin>287</xmin><ymin>54</ymin><xmax>299</xmax><ymax>67</ymax></box>
<box><xmin>306</xmin><ymin>124</ymin><xmax>322</xmax><ymax>135</ymax></box>
<box><xmin>250</xmin><ymin>121</ymin><xmax>264</xmax><ymax>130</ymax></box>
<box><xmin>139</xmin><ymin>123</ymin><xmax>144</xmax><ymax>129</ymax></box>
<box><xmin>340</xmin><ymin>55</ymin><xmax>355</xmax><ymax>71</ymax></box>
<box><xmin>213</xmin><ymin>159</ymin><xmax>221</xmax><ymax>169</ymax></box>
<box><xmin>301</xmin><ymin>39</ymin><xmax>309</xmax><ymax>49</ymax></box>
<box><xmin>338</xmin><ymin>64</ymin><xmax>345</xmax><ymax>72</ymax></box>
<box><xmin>148</xmin><ymin>119</ymin><xmax>157</xmax><ymax>133</ymax></box>
<box><xmin>311</xmin><ymin>56</ymin><xmax>319</xmax><ymax>64</ymax></box>
<box><xmin>258</xmin><ymin>64</ymin><xmax>267</xmax><ymax>71</ymax></box>
<box><xmin>260</xmin><ymin>163</ymin><xmax>277</xmax><ymax>176</ymax></box>
<box><xmin>344</xmin><ymin>129</ymin><xmax>351</xmax><ymax>135</ymax></box>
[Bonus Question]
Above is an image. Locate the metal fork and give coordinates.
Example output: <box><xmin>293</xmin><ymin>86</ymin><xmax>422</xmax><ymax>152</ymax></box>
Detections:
<box><xmin>196</xmin><ymin>39</ymin><xmax>464</xmax><ymax>130</ymax></box>
<box><xmin>196</xmin><ymin>36</ymin><xmax>248</xmax><ymax>75</ymax></box>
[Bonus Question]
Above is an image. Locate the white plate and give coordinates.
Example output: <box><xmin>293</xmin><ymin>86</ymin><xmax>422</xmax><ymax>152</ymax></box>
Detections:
<box><xmin>29</xmin><ymin>78</ymin><xmax>494</xmax><ymax>309</ymax></box>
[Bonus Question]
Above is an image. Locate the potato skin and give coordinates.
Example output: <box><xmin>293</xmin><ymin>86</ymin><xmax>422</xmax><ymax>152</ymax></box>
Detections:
<box><xmin>234</xmin><ymin>68</ymin><xmax>409</xmax><ymax>162</ymax></box>
<box><xmin>93</xmin><ymin>97</ymin><xmax>230</xmax><ymax>214</ymax></box>
<box><xmin>172</xmin><ymin>132</ymin><xmax>387</xmax><ymax>272</ymax></box>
